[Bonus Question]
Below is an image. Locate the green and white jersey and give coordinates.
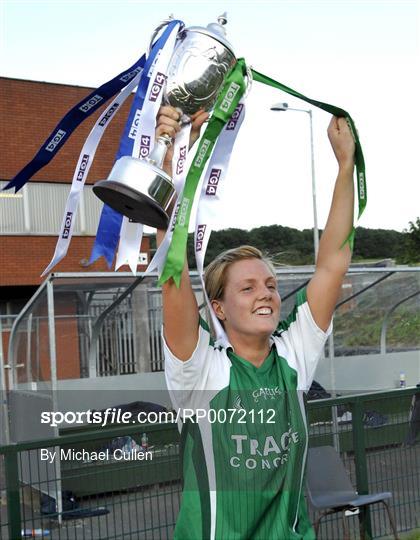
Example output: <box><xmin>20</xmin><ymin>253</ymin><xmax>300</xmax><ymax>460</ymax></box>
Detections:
<box><xmin>163</xmin><ymin>289</ymin><xmax>331</xmax><ymax>540</ymax></box>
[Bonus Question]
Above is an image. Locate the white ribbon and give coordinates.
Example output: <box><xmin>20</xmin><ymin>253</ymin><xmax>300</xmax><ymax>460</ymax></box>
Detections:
<box><xmin>145</xmin><ymin>124</ymin><xmax>191</xmax><ymax>275</ymax></box>
<box><xmin>115</xmin><ymin>219</ymin><xmax>145</xmax><ymax>273</ymax></box>
<box><xmin>133</xmin><ymin>23</ymin><xmax>179</xmax><ymax>160</ymax></box>
<box><xmin>41</xmin><ymin>72</ymin><xmax>142</xmax><ymax>276</ymax></box>
<box><xmin>172</xmin><ymin>124</ymin><xmax>192</xmax><ymax>196</ymax></box>
<box><xmin>116</xmin><ymin>23</ymin><xmax>180</xmax><ymax>274</ymax></box>
<box><xmin>193</xmin><ymin>101</ymin><xmax>246</xmax><ymax>346</ymax></box>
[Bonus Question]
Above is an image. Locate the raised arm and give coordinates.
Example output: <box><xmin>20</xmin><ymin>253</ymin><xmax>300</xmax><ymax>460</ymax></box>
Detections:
<box><xmin>156</xmin><ymin>106</ymin><xmax>208</xmax><ymax>360</ymax></box>
<box><xmin>307</xmin><ymin>116</ymin><xmax>356</xmax><ymax>331</ymax></box>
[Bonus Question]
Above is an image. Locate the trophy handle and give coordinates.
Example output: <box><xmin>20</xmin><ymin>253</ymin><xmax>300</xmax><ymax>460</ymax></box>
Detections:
<box><xmin>148</xmin><ymin>110</ymin><xmax>190</xmax><ymax>168</ymax></box>
<box><xmin>147</xmin><ymin>135</ymin><xmax>172</xmax><ymax>168</ymax></box>
<box><xmin>148</xmin><ymin>16</ymin><xmax>185</xmax><ymax>55</ymax></box>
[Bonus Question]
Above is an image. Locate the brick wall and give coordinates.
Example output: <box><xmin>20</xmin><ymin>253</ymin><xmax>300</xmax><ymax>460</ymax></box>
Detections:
<box><xmin>0</xmin><ymin>77</ymin><xmax>134</xmax><ymax>184</ymax></box>
<box><xmin>0</xmin><ymin>78</ymin><xmax>157</xmax><ymax>388</ymax></box>
<box><xmin>7</xmin><ymin>300</ymin><xmax>81</xmax><ymax>384</ymax></box>
<box><xmin>0</xmin><ymin>77</ymin><xmax>153</xmax><ymax>287</ymax></box>
<box><xmin>0</xmin><ymin>235</ymin><xmax>150</xmax><ymax>286</ymax></box>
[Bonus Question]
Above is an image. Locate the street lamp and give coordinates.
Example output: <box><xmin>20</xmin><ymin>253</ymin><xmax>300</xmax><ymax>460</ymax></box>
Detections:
<box><xmin>270</xmin><ymin>102</ymin><xmax>319</xmax><ymax>262</ymax></box>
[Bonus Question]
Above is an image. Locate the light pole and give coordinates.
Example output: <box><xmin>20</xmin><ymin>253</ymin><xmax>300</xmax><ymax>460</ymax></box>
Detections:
<box><xmin>270</xmin><ymin>102</ymin><xmax>319</xmax><ymax>262</ymax></box>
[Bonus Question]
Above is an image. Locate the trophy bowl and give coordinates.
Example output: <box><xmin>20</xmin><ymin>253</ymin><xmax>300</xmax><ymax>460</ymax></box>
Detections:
<box><xmin>93</xmin><ymin>15</ymin><xmax>236</xmax><ymax>228</ymax></box>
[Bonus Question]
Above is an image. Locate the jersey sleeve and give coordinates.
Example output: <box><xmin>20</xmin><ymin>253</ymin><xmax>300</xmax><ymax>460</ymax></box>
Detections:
<box><xmin>162</xmin><ymin>317</ymin><xmax>221</xmax><ymax>411</ymax></box>
<box><xmin>274</xmin><ymin>287</ymin><xmax>332</xmax><ymax>391</ymax></box>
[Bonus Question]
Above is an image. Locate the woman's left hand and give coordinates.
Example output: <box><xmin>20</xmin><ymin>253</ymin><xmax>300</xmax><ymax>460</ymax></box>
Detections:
<box><xmin>327</xmin><ymin>116</ymin><xmax>356</xmax><ymax>169</ymax></box>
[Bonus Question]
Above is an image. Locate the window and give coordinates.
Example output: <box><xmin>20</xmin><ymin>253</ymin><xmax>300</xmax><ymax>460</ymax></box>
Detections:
<box><xmin>0</xmin><ymin>181</ymin><xmax>102</xmax><ymax>235</ymax></box>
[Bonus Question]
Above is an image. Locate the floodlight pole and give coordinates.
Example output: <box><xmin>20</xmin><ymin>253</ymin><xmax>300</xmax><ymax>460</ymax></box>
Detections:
<box><xmin>270</xmin><ymin>102</ymin><xmax>319</xmax><ymax>262</ymax></box>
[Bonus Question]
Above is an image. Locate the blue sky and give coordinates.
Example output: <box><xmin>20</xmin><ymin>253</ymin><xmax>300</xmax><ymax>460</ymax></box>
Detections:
<box><xmin>2</xmin><ymin>0</ymin><xmax>419</xmax><ymax>232</ymax></box>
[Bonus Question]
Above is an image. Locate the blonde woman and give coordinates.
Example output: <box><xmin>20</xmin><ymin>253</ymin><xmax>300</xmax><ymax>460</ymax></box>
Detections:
<box><xmin>156</xmin><ymin>105</ymin><xmax>355</xmax><ymax>539</ymax></box>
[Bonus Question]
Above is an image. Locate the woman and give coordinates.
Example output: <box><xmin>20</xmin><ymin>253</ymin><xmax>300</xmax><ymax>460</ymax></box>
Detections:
<box><xmin>156</xmin><ymin>105</ymin><xmax>355</xmax><ymax>539</ymax></box>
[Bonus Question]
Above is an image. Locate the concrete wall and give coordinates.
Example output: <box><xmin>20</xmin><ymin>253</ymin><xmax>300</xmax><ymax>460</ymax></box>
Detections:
<box><xmin>314</xmin><ymin>350</ymin><xmax>420</xmax><ymax>393</ymax></box>
<box><xmin>7</xmin><ymin>350</ymin><xmax>419</xmax><ymax>446</ymax></box>
<box><xmin>56</xmin><ymin>372</ymin><xmax>171</xmax><ymax>413</ymax></box>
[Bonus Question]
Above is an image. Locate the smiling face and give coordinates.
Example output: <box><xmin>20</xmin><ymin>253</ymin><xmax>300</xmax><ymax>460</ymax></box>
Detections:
<box><xmin>211</xmin><ymin>258</ymin><xmax>281</xmax><ymax>344</ymax></box>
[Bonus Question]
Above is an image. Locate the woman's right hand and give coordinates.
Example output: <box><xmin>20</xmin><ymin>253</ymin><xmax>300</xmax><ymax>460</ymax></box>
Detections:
<box><xmin>156</xmin><ymin>105</ymin><xmax>209</xmax><ymax>167</ymax></box>
<box><xmin>156</xmin><ymin>106</ymin><xmax>182</xmax><ymax>166</ymax></box>
<box><xmin>155</xmin><ymin>106</ymin><xmax>207</xmax><ymax>360</ymax></box>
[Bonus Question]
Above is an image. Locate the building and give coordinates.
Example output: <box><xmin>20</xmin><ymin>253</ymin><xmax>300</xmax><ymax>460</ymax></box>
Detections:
<box><xmin>0</xmin><ymin>77</ymin><xmax>152</xmax><ymax>316</ymax></box>
<box><xmin>0</xmin><ymin>77</ymin><xmax>154</xmax><ymax>381</ymax></box>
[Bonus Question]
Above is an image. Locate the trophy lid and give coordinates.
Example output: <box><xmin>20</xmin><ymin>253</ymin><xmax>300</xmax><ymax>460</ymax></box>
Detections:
<box><xmin>185</xmin><ymin>13</ymin><xmax>235</xmax><ymax>56</ymax></box>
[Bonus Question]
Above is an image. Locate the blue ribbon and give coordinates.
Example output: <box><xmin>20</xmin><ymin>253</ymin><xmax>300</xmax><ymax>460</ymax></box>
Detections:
<box><xmin>4</xmin><ymin>56</ymin><xmax>147</xmax><ymax>192</ymax></box>
<box><xmin>90</xmin><ymin>19</ymin><xmax>182</xmax><ymax>267</ymax></box>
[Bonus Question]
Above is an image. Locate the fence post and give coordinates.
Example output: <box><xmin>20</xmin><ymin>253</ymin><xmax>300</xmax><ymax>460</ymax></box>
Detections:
<box><xmin>4</xmin><ymin>446</ymin><xmax>22</xmax><ymax>539</ymax></box>
<box><xmin>352</xmin><ymin>399</ymin><xmax>373</xmax><ymax>539</ymax></box>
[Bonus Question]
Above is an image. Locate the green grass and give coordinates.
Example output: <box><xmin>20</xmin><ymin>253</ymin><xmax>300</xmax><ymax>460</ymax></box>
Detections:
<box><xmin>334</xmin><ymin>309</ymin><xmax>420</xmax><ymax>350</ymax></box>
<box><xmin>390</xmin><ymin>529</ymin><xmax>420</xmax><ymax>540</ymax></box>
<box><xmin>382</xmin><ymin>529</ymin><xmax>420</xmax><ymax>540</ymax></box>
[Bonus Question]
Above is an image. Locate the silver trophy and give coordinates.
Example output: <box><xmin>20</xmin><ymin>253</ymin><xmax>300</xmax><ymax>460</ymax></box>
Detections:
<box><xmin>93</xmin><ymin>14</ymin><xmax>236</xmax><ymax>229</ymax></box>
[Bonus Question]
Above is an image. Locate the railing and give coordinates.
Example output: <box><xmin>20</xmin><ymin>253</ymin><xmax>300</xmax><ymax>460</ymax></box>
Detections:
<box><xmin>4</xmin><ymin>269</ymin><xmax>419</xmax><ymax>384</ymax></box>
<box><xmin>306</xmin><ymin>387</ymin><xmax>420</xmax><ymax>539</ymax></box>
<box><xmin>1</xmin><ymin>387</ymin><xmax>419</xmax><ymax>539</ymax></box>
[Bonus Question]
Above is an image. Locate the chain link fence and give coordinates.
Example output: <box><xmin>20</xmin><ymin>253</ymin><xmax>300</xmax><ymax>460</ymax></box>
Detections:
<box><xmin>1</xmin><ymin>388</ymin><xmax>419</xmax><ymax>539</ymax></box>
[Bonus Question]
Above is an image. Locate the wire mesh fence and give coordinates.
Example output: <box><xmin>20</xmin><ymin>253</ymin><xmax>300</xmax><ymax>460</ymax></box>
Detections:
<box><xmin>306</xmin><ymin>388</ymin><xmax>420</xmax><ymax>539</ymax></box>
<box><xmin>1</xmin><ymin>388</ymin><xmax>419</xmax><ymax>539</ymax></box>
<box><xmin>1</xmin><ymin>423</ymin><xmax>181</xmax><ymax>540</ymax></box>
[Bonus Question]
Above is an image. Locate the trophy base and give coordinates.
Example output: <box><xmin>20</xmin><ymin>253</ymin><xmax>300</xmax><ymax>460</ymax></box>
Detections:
<box><xmin>93</xmin><ymin>156</ymin><xmax>175</xmax><ymax>229</ymax></box>
<box><xmin>93</xmin><ymin>181</ymin><xmax>172</xmax><ymax>229</ymax></box>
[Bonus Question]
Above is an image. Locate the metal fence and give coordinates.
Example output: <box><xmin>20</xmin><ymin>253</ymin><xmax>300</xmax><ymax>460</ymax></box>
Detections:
<box><xmin>89</xmin><ymin>267</ymin><xmax>420</xmax><ymax>375</ymax></box>
<box><xmin>3</xmin><ymin>269</ymin><xmax>419</xmax><ymax>387</ymax></box>
<box><xmin>1</xmin><ymin>387</ymin><xmax>419</xmax><ymax>540</ymax></box>
<box><xmin>306</xmin><ymin>388</ymin><xmax>420</xmax><ymax>539</ymax></box>
<box><xmin>83</xmin><ymin>293</ymin><xmax>137</xmax><ymax>377</ymax></box>
<box><xmin>146</xmin><ymin>287</ymin><xmax>205</xmax><ymax>373</ymax></box>
<box><xmin>147</xmin><ymin>289</ymin><xmax>164</xmax><ymax>373</ymax></box>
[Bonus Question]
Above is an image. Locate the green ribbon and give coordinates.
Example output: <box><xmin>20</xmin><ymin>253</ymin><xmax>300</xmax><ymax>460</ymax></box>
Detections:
<box><xmin>159</xmin><ymin>62</ymin><xmax>365</xmax><ymax>287</ymax></box>
<box><xmin>251</xmin><ymin>68</ymin><xmax>366</xmax><ymax>250</ymax></box>
<box><xmin>159</xmin><ymin>58</ymin><xmax>248</xmax><ymax>286</ymax></box>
